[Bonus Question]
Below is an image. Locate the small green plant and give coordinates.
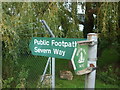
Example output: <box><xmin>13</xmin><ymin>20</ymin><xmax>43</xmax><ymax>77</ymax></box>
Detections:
<box><xmin>16</xmin><ymin>65</ymin><xmax>29</xmax><ymax>88</ymax></box>
<box><xmin>2</xmin><ymin>77</ymin><xmax>14</xmax><ymax>88</ymax></box>
<box><xmin>97</xmin><ymin>65</ymin><xmax>120</xmax><ymax>86</ymax></box>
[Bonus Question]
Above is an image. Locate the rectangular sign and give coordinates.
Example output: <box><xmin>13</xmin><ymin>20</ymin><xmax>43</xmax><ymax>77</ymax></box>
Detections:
<box><xmin>29</xmin><ymin>37</ymin><xmax>86</xmax><ymax>60</ymax></box>
<box><xmin>71</xmin><ymin>44</ymin><xmax>88</xmax><ymax>73</ymax></box>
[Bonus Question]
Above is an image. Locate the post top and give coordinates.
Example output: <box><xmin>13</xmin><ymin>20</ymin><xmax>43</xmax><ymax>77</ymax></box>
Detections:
<box><xmin>87</xmin><ymin>33</ymin><xmax>97</xmax><ymax>36</ymax></box>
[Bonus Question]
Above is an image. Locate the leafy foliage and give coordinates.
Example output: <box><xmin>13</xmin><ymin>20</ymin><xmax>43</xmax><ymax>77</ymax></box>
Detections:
<box><xmin>2</xmin><ymin>2</ymin><xmax>20</xmax><ymax>79</ymax></box>
<box><xmin>1</xmin><ymin>2</ymin><xmax>83</xmax><ymax>87</ymax></box>
<box><xmin>58</xmin><ymin>2</ymin><xmax>83</xmax><ymax>38</ymax></box>
<box><xmin>2</xmin><ymin>77</ymin><xmax>14</xmax><ymax>88</ymax></box>
<box><xmin>96</xmin><ymin>2</ymin><xmax>119</xmax><ymax>51</ymax></box>
<box><xmin>1</xmin><ymin>2</ymin><xmax>120</xmax><ymax>88</ymax></box>
<box><xmin>97</xmin><ymin>65</ymin><xmax>120</xmax><ymax>86</ymax></box>
<box><xmin>16</xmin><ymin>65</ymin><xmax>29</xmax><ymax>88</ymax></box>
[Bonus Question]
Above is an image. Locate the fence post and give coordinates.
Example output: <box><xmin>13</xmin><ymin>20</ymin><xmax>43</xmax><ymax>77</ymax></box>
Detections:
<box><xmin>85</xmin><ymin>33</ymin><xmax>98</xmax><ymax>89</ymax></box>
<box><xmin>40</xmin><ymin>20</ymin><xmax>55</xmax><ymax>89</ymax></box>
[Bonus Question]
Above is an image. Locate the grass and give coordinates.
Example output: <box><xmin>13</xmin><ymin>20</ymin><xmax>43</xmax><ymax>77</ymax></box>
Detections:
<box><xmin>55</xmin><ymin>59</ymin><xmax>120</xmax><ymax>88</ymax></box>
<box><xmin>96</xmin><ymin>80</ymin><xmax>120</xmax><ymax>88</ymax></box>
<box><xmin>17</xmin><ymin>47</ymin><xmax>120</xmax><ymax>88</ymax></box>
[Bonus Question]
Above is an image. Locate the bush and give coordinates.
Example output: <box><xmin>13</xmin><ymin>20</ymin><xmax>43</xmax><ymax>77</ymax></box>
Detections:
<box><xmin>97</xmin><ymin>65</ymin><xmax>120</xmax><ymax>86</ymax></box>
<box><xmin>2</xmin><ymin>77</ymin><xmax>14</xmax><ymax>88</ymax></box>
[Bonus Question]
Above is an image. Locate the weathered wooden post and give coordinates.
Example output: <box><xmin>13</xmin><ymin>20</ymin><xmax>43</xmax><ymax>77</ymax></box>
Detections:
<box><xmin>85</xmin><ymin>33</ymin><xmax>98</xmax><ymax>89</ymax></box>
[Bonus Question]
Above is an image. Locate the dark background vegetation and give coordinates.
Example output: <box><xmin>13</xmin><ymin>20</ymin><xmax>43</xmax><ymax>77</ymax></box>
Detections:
<box><xmin>1</xmin><ymin>2</ymin><xmax>120</xmax><ymax>88</ymax></box>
